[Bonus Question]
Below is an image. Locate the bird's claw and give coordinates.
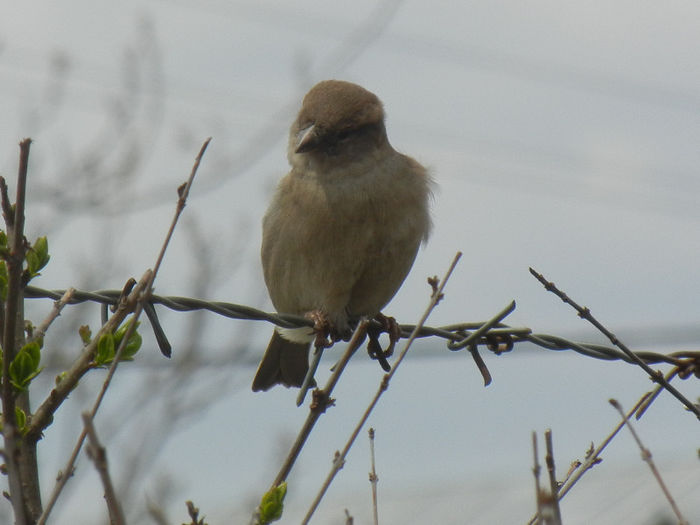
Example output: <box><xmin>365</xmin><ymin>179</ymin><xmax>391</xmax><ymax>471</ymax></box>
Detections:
<box><xmin>305</xmin><ymin>310</ymin><xmax>336</xmax><ymax>350</ymax></box>
<box><xmin>367</xmin><ymin>313</ymin><xmax>401</xmax><ymax>372</ymax></box>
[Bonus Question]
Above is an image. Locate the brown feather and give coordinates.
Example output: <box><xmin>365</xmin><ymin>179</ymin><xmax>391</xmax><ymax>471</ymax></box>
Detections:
<box><xmin>252</xmin><ymin>331</ymin><xmax>312</xmax><ymax>391</ymax></box>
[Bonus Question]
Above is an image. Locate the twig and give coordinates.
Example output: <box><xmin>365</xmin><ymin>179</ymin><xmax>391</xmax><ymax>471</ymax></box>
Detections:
<box><xmin>37</xmin><ymin>272</ymin><xmax>152</xmax><ymax>524</ymax></box>
<box><xmin>184</xmin><ymin>500</ymin><xmax>208</xmax><ymax>525</ymax></box>
<box><xmin>526</xmin><ymin>391</ymin><xmax>653</xmax><ymax>525</ymax></box>
<box><xmin>544</xmin><ymin>429</ymin><xmax>562</xmax><ymax>525</ymax></box>
<box><xmin>368</xmin><ymin>428</ymin><xmax>379</xmax><ymax>525</ymax></box>
<box><xmin>145</xmin><ymin>497</ymin><xmax>170</xmax><ymax>525</ymax></box>
<box><xmin>609</xmin><ymin>399</ymin><xmax>689</xmax><ymax>525</ymax></box>
<box><xmin>301</xmin><ymin>252</ymin><xmax>462</xmax><ymax>524</ymax></box>
<box><xmin>530</xmin><ymin>267</ymin><xmax>700</xmax><ymax>419</ymax></box>
<box><xmin>1</xmin><ymin>138</ymin><xmax>32</xmax><ymax>525</ymax></box>
<box><xmin>27</xmin><ymin>287</ymin><xmax>75</xmax><ymax>345</ymax></box>
<box><xmin>270</xmin><ymin>319</ymin><xmax>370</xmax><ymax>490</ymax></box>
<box><xmin>531</xmin><ymin>432</ymin><xmax>542</xmax><ymax>525</ymax></box>
<box><xmin>297</xmin><ymin>343</ymin><xmax>325</xmax><ymax>407</ymax></box>
<box><xmin>86</xmin><ymin>136</ymin><xmax>211</xmax><ymax>440</ymax></box>
<box><xmin>37</xmin><ymin>138</ymin><xmax>210</xmax><ymax>525</ymax></box>
<box><xmin>634</xmin><ymin>368</ymin><xmax>678</xmax><ymax>420</ymax></box>
<box><xmin>82</xmin><ymin>413</ymin><xmax>125</xmax><ymax>525</ymax></box>
<box><xmin>26</xmin><ymin>275</ymin><xmax>147</xmax><ymax>441</ymax></box>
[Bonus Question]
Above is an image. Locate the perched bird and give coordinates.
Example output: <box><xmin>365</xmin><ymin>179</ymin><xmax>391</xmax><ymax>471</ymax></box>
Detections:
<box><xmin>252</xmin><ymin>79</ymin><xmax>432</xmax><ymax>392</ymax></box>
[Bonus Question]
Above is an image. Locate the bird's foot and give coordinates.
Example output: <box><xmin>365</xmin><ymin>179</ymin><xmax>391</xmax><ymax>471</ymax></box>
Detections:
<box><xmin>304</xmin><ymin>310</ymin><xmax>337</xmax><ymax>350</ymax></box>
<box><xmin>367</xmin><ymin>312</ymin><xmax>401</xmax><ymax>372</ymax></box>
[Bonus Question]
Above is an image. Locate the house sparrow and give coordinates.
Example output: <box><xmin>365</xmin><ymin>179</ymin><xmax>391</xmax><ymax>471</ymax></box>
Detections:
<box><xmin>252</xmin><ymin>79</ymin><xmax>432</xmax><ymax>392</ymax></box>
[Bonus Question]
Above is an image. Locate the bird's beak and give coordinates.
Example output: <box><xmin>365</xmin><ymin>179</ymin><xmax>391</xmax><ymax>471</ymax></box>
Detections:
<box><xmin>295</xmin><ymin>124</ymin><xmax>319</xmax><ymax>153</ymax></box>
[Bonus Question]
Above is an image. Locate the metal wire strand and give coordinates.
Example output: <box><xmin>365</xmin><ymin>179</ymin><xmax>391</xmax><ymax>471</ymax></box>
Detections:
<box><xmin>24</xmin><ymin>285</ymin><xmax>700</xmax><ymax>374</ymax></box>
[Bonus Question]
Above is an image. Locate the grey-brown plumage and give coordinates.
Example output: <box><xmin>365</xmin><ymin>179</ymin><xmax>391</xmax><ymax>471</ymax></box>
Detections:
<box><xmin>252</xmin><ymin>80</ymin><xmax>432</xmax><ymax>392</ymax></box>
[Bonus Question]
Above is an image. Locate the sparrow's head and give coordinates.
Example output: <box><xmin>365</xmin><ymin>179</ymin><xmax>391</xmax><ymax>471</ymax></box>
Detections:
<box><xmin>289</xmin><ymin>80</ymin><xmax>389</xmax><ymax>165</ymax></box>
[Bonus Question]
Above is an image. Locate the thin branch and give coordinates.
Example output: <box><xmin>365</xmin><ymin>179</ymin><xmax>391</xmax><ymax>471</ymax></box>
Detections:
<box><xmin>27</xmin><ymin>273</ymin><xmax>150</xmax><ymax>441</ymax></box>
<box><xmin>37</xmin><ymin>138</ymin><xmax>210</xmax><ymax>525</ymax></box>
<box><xmin>145</xmin><ymin>498</ymin><xmax>170</xmax><ymax>525</ymax></box>
<box><xmin>344</xmin><ymin>509</ymin><xmax>354</xmax><ymax>525</ymax></box>
<box><xmin>270</xmin><ymin>319</ymin><xmax>370</xmax><ymax>491</ymax></box>
<box><xmin>530</xmin><ymin>267</ymin><xmax>700</xmax><ymax>419</ymax></box>
<box><xmin>37</xmin><ymin>272</ymin><xmax>152</xmax><ymax>524</ymax></box>
<box><xmin>82</xmin><ymin>413</ymin><xmax>125</xmax><ymax>525</ymax></box>
<box><xmin>544</xmin><ymin>429</ymin><xmax>562</xmax><ymax>525</ymax></box>
<box><xmin>301</xmin><ymin>252</ymin><xmax>462</xmax><ymax>524</ymax></box>
<box><xmin>531</xmin><ymin>432</ymin><xmax>542</xmax><ymax>525</ymax></box>
<box><xmin>184</xmin><ymin>500</ymin><xmax>207</xmax><ymax>525</ymax></box>
<box><xmin>152</xmin><ymin>137</ymin><xmax>210</xmax><ymax>280</ymax></box>
<box><xmin>634</xmin><ymin>368</ymin><xmax>679</xmax><ymax>420</ymax></box>
<box><xmin>609</xmin><ymin>399</ymin><xmax>689</xmax><ymax>525</ymax></box>
<box><xmin>368</xmin><ymin>428</ymin><xmax>379</xmax><ymax>525</ymax></box>
<box><xmin>526</xmin><ymin>391</ymin><xmax>653</xmax><ymax>525</ymax></box>
<box><xmin>1</xmin><ymin>138</ymin><xmax>32</xmax><ymax>525</ymax></box>
<box><xmin>27</xmin><ymin>287</ymin><xmax>75</xmax><ymax>345</ymax></box>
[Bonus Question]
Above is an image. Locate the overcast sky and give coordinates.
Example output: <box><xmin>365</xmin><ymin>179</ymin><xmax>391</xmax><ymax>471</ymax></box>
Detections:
<box><xmin>1</xmin><ymin>1</ymin><xmax>699</xmax><ymax>523</ymax></box>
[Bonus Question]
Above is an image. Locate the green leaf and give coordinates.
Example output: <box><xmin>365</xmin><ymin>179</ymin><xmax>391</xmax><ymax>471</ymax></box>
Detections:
<box><xmin>114</xmin><ymin>319</ymin><xmax>142</xmax><ymax>361</ymax></box>
<box><xmin>55</xmin><ymin>371</ymin><xmax>68</xmax><ymax>386</ymax></box>
<box><xmin>0</xmin><ymin>260</ymin><xmax>7</xmax><ymax>301</ymax></box>
<box><xmin>0</xmin><ymin>231</ymin><xmax>7</xmax><ymax>259</ymax></box>
<box><xmin>258</xmin><ymin>482</ymin><xmax>287</xmax><ymax>524</ymax></box>
<box><xmin>26</xmin><ymin>236</ymin><xmax>50</xmax><ymax>278</ymax></box>
<box><xmin>15</xmin><ymin>407</ymin><xmax>26</xmax><ymax>432</ymax></box>
<box><xmin>95</xmin><ymin>333</ymin><xmax>115</xmax><ymax>366</ymax></box>
<box><xmin>25</xmin><ymin>249</ymin><xmax>39</xmax><ymax>276</ymax></box>
<box><xmin>33</xmin><ymin>236</ymin><xmax>49</xmax><ymax>265</ymax></box>
<box><xmin>121</xmin><ymin>331</ymin><xmax>142</xmax><ymax>361</ymax></box>
<box><xmin>21</xmin><ymin>341</ymin><xmax>41</xmax><ymax>371</ymax></box>
<box><xmin>10</xmin><ymin>346</ymin><xmax>43</xmax><ymax>391</ymax></box>
<box><xmin>79</xmin><ymin>325</ymin><xmax>92</xmax><ymax>345</ymax></box>
<box><xmin>114</xmin><ymin>319</ymin><xmax>139</xmax><ymax>342</ymax></box>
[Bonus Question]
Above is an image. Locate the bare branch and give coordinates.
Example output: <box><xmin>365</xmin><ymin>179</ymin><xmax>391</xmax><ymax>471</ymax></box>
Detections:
<box><xmin>37</xmin><ymin>138</ymin><xmax>210</xmax><ymax>524</ymax></box>
<box><xmin>270</xmin><ymin>319</ymin><xmax>370</xmax><ymax>491</ymax></box>
<box><xmin>82</xmin><ymin>413</ymin><xmax>125</xmax><ymax>525</ymax></box>
<box><xmin>530</xmin><ymin>267</ymin><xmax>700</xmax><ymax>418</ymax></box>
<box><xmin>544</xmin><ymin>429</ymin><xmax>562</xmax><ymax>525</ymax></box>
<box><xmin>301</xmin><ymin>252</ymin><xmax>462</xmax><ymax>524</ymax></box>
<box><xmin>609</xmin><ymin>399</ymin><xmax>689</xmax><ymax>525</ymax></box>
<box><xmin>37</xmin><ymin>271</ymin><xmax>152</xmax><ymax>524</ymax></box>
<box><xmin>368</xmin><ymin>428</ymin><xmax>379</xmax><ymax>525</ymax></box>
<box><xmin>526</xmin><ymin>391</ymin><xmax>653</xmax><ymax>525</ymax></box>
<box><xmin>531</xmin><ymin>432</ymin><xmax>542</xmax><ymax>525</ymax></box>
<box><xmin>27</xmin><ymin>288</ymin><xmax>75</xmax><ymax>345</ymax></box>
<box><xmin>2</xmin><ymin>138</ymin><xmax>33</xmax><ymax>524</ymax></box>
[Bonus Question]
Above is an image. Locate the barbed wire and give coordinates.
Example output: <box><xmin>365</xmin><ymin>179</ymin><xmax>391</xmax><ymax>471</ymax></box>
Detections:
<box><xmin>25</xmin><ymin>285</ymin><xmax>700</xmax><ymax>379</ymax></box>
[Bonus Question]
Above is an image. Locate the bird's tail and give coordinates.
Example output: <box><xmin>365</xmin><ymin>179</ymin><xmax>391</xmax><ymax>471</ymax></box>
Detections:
<box><xmin>252</xmin><ymin>330</ymin><xmax>312</xmax><ymax>391</ymax></box>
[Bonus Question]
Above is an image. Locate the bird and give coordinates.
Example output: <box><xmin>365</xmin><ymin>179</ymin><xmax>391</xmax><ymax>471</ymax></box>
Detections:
<box><xmin>252</xmin><ymin>79</ymin><xmax>432</xmax><ymax>392</ymax></box>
